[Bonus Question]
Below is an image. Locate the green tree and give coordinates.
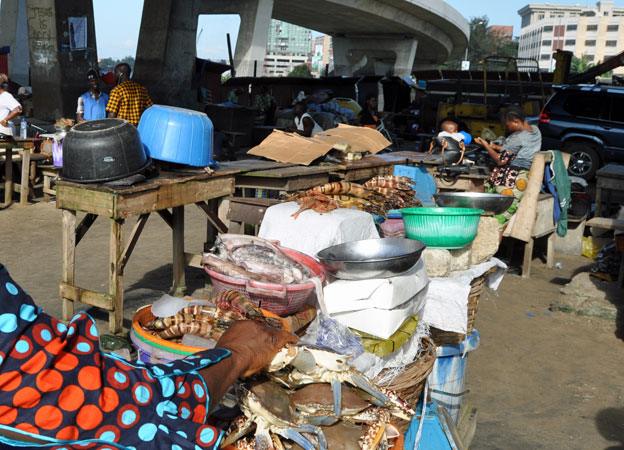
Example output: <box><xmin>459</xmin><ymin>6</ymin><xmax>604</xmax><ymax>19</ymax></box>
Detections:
<box><xmin>571</xmin><ymin>55</ymin><xmax>595</xmax><ymax>73</ymax></box>
<box><xmin>442</xmin><ymin>16</ymin><xmax>518</xmax><ymax>69</ymax></box>
<box><xmin>288</xmin><ymin>64</ymin><xmax>312</xmax><ymax>78</ymax></box>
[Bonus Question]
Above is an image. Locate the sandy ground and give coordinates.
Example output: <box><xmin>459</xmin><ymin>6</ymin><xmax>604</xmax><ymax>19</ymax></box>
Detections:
<box><xmin>0</xmin><ymin>201</ymin><xmax>623</xmax><ymax>450</ymax></box>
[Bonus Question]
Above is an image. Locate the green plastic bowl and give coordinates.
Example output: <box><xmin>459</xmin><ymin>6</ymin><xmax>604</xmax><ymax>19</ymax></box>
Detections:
<box><xmin>400</xmin><ymin>207</ymin><xmax>483</xmax><ymax>249</ymax></box>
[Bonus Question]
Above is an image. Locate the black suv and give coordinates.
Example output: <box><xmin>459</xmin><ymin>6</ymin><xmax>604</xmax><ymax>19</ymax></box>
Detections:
<box><xmin>538</xmin><ymin>84</ymin><xmax>624</xmax><ymax>179</ymax></box>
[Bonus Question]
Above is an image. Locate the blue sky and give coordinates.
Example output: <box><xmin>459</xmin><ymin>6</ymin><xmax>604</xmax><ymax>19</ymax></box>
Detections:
<box><xmin>2</xmin><ymin>0</ymin><xmax>623</xmax><ymax>60</ymax></box>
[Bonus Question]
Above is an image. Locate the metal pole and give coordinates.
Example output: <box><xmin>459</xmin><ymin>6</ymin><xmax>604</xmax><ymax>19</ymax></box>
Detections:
<box><xmin>226</xmin><ymin>33</ymin><xmax>236</xmax><ymax>77</ymax></box>
<box><xmin>325</xmin><ymin>63</ymin><xmax>329</xmax><ymax>77</ymax></box>
<box><xmin>253</xmin><ymin>60</ymin><xmax>257</xmax><ymax>78</ymax></box>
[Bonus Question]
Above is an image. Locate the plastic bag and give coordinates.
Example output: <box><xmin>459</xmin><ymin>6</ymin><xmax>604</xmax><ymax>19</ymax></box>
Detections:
<box><xmin>300</xmin><ymin>314</ymin><xmax>364</xmax><ymax>358</ymax></box>
<box><xmin>582</xmin><ymin>236</ymin><xmax>602</xmax><ymax>259</ymax></box>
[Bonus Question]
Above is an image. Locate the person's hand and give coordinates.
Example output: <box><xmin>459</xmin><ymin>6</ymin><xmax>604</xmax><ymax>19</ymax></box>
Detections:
<box><xmin>440</xmin><ymin>139</ymin><xmax>448</xmax><ymax>150</ymax></box>
<box><xmin>216</xmin><ymin>320</ymin><xmax>298</xmax><ymax>378</ymax></box>
<box><xmin>0</xmin><ymin>119</ymin><xmax>7</xmax><ymax>127</ymax></box>
<box><xmin>474</xmin><ymin>137</ymin><xmax>486</xmax><ymax>146</ymax></box>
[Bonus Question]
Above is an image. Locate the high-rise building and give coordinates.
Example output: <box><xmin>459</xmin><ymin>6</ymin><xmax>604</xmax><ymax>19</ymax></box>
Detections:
<box><xmin>518</xmin><ymin>1</ymin><xmax>624</xmax><ymax>73</ymax></box>
<box><xmin>310</xmin><ymin>35</ymin><xmax>333</xmax><ymax>77</ymax></box>
<box><xmin>264</xmin><ymin>20</ymin><xmax>312</xmax><ymax>77</ymax></box>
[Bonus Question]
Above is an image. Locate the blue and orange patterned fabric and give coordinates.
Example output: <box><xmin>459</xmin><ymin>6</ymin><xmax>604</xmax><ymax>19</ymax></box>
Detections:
<box><xmin>0</xmin><ymin>265</ymin><xmax>230</xmax><ymax>449</ymax></box>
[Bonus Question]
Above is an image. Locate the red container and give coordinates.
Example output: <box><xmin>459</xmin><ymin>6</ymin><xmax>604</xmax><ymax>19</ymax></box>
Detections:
<box><xmin>204</xmin><ymin>247</ymin><xmax>325</xmax><ymax>316</ymax></box>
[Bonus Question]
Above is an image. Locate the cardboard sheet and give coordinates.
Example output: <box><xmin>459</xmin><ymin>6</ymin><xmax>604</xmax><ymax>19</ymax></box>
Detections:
<box><xmin>247</xmin><ymin>124</ymin><xmax>391</xmax><ymax>165</ymax></box>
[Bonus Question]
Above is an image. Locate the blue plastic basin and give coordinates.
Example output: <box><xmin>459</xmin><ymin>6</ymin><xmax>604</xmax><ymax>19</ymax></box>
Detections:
<box><xmin>138</xmin><ymin>105</ymin><xmax>214</xmax><ymax>167</ymax></box>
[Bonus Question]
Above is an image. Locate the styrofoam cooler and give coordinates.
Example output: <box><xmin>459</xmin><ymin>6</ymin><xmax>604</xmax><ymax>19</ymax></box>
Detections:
<box><xmin>428</xmin><ymin>329</ymin><xmax>480</xmax><ymax>423</ymax></box>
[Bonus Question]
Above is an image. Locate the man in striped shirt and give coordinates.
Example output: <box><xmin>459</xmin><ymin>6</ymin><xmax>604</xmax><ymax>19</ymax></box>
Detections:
<box><xmin>106</xmin><ymin>63</ymin><xmax>153</xmax><ymax>126</ymax></box>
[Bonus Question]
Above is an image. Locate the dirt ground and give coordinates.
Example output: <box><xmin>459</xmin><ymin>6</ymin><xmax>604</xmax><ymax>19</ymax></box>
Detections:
<box><xmin>0</xmin><ymin>201</ymin><xmax>622</xmax><ymax>450</ymax></box>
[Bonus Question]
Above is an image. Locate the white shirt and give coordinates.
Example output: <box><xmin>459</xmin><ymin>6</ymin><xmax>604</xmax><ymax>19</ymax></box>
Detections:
<box><xmin>437</xmin><ymin>131</ymin><xmax>464</xmax><ymax>142</ymax></box>
<box><xmin>294</xmin><ymin>113</ymin><xmax>323</xmax><ymax>136</ymax></box>
<box><xmin>0</xmin><ymin>91</ymin><xmax>21</xmax><ymax>136</ymax></box>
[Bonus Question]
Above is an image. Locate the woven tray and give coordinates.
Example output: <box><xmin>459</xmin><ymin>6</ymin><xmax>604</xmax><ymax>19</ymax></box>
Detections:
<box><xmin>430</xmin><ymin>268</ymin><xmax>496</xmax><ymax>346</ymax></box>
<box><xmin>373</xmin><ymin>336</ymin><xmax>436</xmax><ymax>406</ymax></box>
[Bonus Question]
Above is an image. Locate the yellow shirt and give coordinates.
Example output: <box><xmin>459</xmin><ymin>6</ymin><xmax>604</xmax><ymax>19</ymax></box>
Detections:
<box><xmin>105</xmin><ymin>80</ymin><xmax>153</xmax><ymax>126</ymax></box>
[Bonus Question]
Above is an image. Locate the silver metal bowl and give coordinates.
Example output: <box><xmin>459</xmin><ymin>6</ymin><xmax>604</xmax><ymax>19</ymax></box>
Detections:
<box><xmin>317</xmin><ymin>238</ymin><xmax>426</xmax><ymax>280</ymax></box>
<box><xmin>434</xmin><ymin>192</ymin><xmax>514</xmax><ymax>215</ymax></box>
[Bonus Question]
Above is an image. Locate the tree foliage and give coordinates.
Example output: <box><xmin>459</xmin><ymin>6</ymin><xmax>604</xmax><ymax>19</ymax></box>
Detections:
<box><xmin>443</xmin><ymin>16</ymin><xmax>519</xmax><ymax>70</ymax></box>
<box><xmin>98</xmin><ymin>56</ymin><xmax>136</xmax><ymax>71</ymax></box>
<box><xmin>288</xmin><ymin>64</ymin><xmax>313</xmax><ymax>78</ymax></box>
<box><xmin>570</xmin><ymin>55</ymin><xmax>594</xmax><ymax>74</ymax></box>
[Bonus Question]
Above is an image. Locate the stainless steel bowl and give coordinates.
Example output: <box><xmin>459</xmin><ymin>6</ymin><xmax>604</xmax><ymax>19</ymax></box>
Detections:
<box><xmin>317</xmin><ymin>238</ymin><xmax>426</xmax><ymax>280</ymax></box>
<box><xmin>434</xmin><ymin>192</ymin><xmax>514</xmax><ymax>215</ymax></box>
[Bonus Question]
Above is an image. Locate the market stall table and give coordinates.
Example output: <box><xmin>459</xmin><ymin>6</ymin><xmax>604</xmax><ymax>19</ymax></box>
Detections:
<box><xmin>595</xmin><ymin>164</ymin><xmax>624</xmax><ymax>217</ymax></box>
<box><xmin>56</xmin><ymin>169</ymin><xmax>237</xmax><ymax>333</ymax></box>
<box><xmin>333</xmin><ymin>154</ymin><xmax>408</xmax><ymax>182</ymax></box>
<box><xmin>0</xmin><ymin>138</ymin><xmax>45</xmax><ymax>207</ymax></box>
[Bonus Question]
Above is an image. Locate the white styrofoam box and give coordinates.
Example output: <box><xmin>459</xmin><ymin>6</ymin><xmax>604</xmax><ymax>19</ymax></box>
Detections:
<box><xmin>329</xmin><ymin>287</ymin><xmax>428</xmax><ymax>339</ymax></box>
<box><xmin>323</xmin><ymin>259</ymin><xmax>428</xmax><ymax>314</ymax></box>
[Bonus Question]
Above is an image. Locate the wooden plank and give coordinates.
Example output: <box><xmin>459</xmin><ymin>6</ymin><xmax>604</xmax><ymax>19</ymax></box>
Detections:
<box><xmin>59</xmin><ymin>283</ymin><xmax>114</xmax><ymax>310</ymax></box>
<box><xmin>56</xmin><ymin>184</ymin><xmax>115</xmax><ymax>217</ymax></box>
<box><xmin>157</xmin><ymin>209</ymin><xmax>174</xmax><ymax>228</ymax></box>
<box><xmin>196</xmin><ymin>201</ymin><xmax>228</xmax><ymax>233</ymax></box>
<box><xmin>596</xmin><ymin>163</ymin><xmax>624</xmax><ymax>179</ymax></box>
<box><xmin>185</xmin><ymin>252</ymin><xmax>203</xmax><ymax>269</ymax></box>
<box><xmin>117</xmin><ymin>214</ymin><xmax>150</xmax><ymax>275</ymax></box>
<box><xmin>114</xmin><ymin>176</ymin><xmax>235</xmax><ymax>219</ymax></box>
<box><xmin>61</xmin><ymin>210</ymin><xmax>77</xmax><ymax>320</ymax></box>
<box><xmin>75</xmin><ymin>213</ymin><xmax>98</xmax><ymax>246</ymax></box>
<box><xmin>532</xmin><ymin>196</ymin><xmax>556</xmax><ymax>238</ymax></box>
<box><xmin>338</xmin><ymin>165</ymin><xmax>393</xmax><ymax>182</ymax></box>
<box><xmin>218</xmin><ymin>159</ymin><xmax>295</xmax><ymax>173</ymax></box>
<box><xmin>227</xmin><ymin>198</ymin><xmax>278</xmax><ymax>225</ymax></box>
<box><xmin>109</xmin><ymin>219</ymin><xmax>124</xmax><ymax>333</ymax></box>
<box><xmin>596</xmin><ymin>177</ymin><xmax>624</xmax><ymax>191</ymax></box>
<box><xmin>522</xmin><ymin>238</ymin><xmax>535</xmax><ymax>278</ymax></box>
<box><xmin>586</xmin><ymin>217</ymin><xmax>624</xmax><ymax>231</ymax></box>
<box><xmin>241</xmin><ymin>165</ymin><xmax>336</xmax><ymax>178</ymax></box>
<box><xmin>3</xmin><ymin>146</ymin><xmax>13</xmax><ymax>207</ymax></box>
<box><xmin>19</xmin><ymin>148</ymin><xmax>30</xmax><ymax>206</ymax></box>
<box><xmin>235</xmin><ymin>173</ymin><xmax>329</xmax><ymax>191</ymax></box>
<box><xmin>171</xmin><ymin>206</ymin><xmax>186</xmax><ymax>297</ymax></box>
<box><xmin>547</xmin><ymin>233</ymin><xmax>556</xmax><ymax>269</ymax></box>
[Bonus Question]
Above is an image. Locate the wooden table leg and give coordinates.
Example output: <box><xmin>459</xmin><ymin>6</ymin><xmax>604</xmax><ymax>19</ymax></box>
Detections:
<box><xmin>19</xmin><ymin>149</ymin><xmax>30</xmax><ymax>206</ymax></box>
<box><xmin>546</xmin><ymin>233</ymin><xmax>556</xmax><ymax>269</ymax></box>
<box><xmin>61</xmin><ymin>210</ymin><xmax>77</xmax><ymax>321</ymax></box>
<box><xmin>4</xmin><ymin>147</ymin><xmax>13</xmax><ymax>207</ymax></box>
<box><xmin>522</xmin><ymin>237</ymin><xmax>535</xmax><ymax>279</ymax></box>
<box><xmin>109</xmin><ymin>219</ymin><xmax>124</xmax><ymax>334</ymax></box>
<box><xmin>595</xmin><ymin>185</ymin><xmax>602</xmax><ymax>218</ymax></box>
<box><xmin>171</xmin><ymin>206</ymin><xmax>186</xmax><ymax>296</ymax></box>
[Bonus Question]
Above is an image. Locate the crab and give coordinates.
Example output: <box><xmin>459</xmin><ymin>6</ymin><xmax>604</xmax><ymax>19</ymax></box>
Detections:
<box><xmin>290</xmin><ymin>383</ymin><xmax>371</xmax><ymax>426</ymax></box>
<box><xmin>221</xmin><ymin>381</ymin><xmax>328</xmax><ymax>450</ymax></box>
<box><xmin>268</xmin><ymin>345</ymin><xmax>414</xmax><ymax>421</ymax></box>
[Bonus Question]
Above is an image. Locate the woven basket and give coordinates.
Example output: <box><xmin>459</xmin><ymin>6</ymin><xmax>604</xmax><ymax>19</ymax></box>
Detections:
<box><xmin>430</xmin><ymin>268</ymin><xmax>495</xmax><ymax>346</ymax></box>
<box><xmin>373</xmin><ymin>336</ymin><xmax>436</xmax><ymax>406</ymax></box>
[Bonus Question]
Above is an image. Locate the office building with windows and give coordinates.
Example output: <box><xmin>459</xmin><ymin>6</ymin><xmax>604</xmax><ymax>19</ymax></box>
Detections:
<box><xmin>518</xmin><ymin>1</ymin><xmax>624</xmax><ymax>73</ymax></box>
<box><xmin>264</xmin><ymin>20</ymin><xmax>312</xmax><ymax>77</ymax></box>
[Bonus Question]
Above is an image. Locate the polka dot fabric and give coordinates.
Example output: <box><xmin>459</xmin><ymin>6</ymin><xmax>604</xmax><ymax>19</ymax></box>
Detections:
<box><xmin>0</xmin><ymin>266</ymin><xmax>230</xmax><ymax>449</ymax></box>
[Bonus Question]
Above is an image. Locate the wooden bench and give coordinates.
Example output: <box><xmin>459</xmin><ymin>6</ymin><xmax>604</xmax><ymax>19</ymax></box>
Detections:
<box><xmin>586</xmin><ymin>217</ymin><xmax>624</xmax><ymax>287</ymax></box>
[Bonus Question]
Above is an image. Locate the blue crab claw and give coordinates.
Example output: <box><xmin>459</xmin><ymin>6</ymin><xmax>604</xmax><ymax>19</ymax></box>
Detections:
<box><xmin>349</xmin><ymin>372</ymin><xmax>391</xmax><ymax>406</ymax></box>
<box><xmin>331</xmin><ymin>378</ymin><xmax>342</xmax><ymax>417</ymax></box>
<box><xmin>275</xmin><ymin>425</ymin><xmax>328</xmax><ymax>450</ymax></box>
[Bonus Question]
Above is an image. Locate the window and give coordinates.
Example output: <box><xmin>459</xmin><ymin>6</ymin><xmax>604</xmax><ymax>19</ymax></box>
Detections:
<box><xmin>610</xmin><ymin>97</ymin><xmax>624</xmax><ymax>123</ymax></box>
<box><xmin>565</xmin><ymin>39</ymin><xmax>576</xmax><ymax>46</ymax></box>
<box><xmin>607</xmin><ymin>24</ymin><xmax>619</xmax><ymax>32</ymax></box>
<box><xmin>554</xmin><ymin>25</ymin><xmax>565</xmax><ymax>37</ymax></box>
<box><xmin>542</xmin><ymin>39</ymin><xmax>552</xmax><ymax>46</ymax></box>
<box><xmin>543</xmin><ymin>25</ymin><xmax>553</xmax><ymax>32</ymax></box>
<box><xmin>563</xmin><ymin>93</ymin><xmax>606</xmax><ymax>119</ymax></box>
<box><xmin>541</xmin><ymin>54</ymin><xmax>551</xmax><ymax>60</ymax></box>
<box><xmin>586</xmin><ymin>54</ymin><xmax>595</xmax><ymax>61</ymax></box>
<box><xmin>538</xmin><ymin>14</ymin><xmax>545</xmax><ymax>20</ymax></box>
<box><xmin>587</xmin><ymin>24</ymin><xmax>598</xmax><ymax>31</ymax></box>
<box><xmin>553</xmin><ymin>39</ymin><xmax>564</xmax><ymax>50</ymax></box>
<box><xmin>566</xmin><ymin>24</ymin><xmax>577</xmax><ymax>31</ymax></box>
<box><xmin>585</xmin><ymin>40</ymin><xmax>596</xmax><ymax>46</ymax></box>
<box><xmin>606</xmin><ymin>40</ymin><xmax>618</xmax><ymax>47</ymax></box>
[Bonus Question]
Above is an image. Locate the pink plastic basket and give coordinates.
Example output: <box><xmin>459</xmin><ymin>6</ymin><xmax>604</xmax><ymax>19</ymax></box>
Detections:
<box><xmin>204</xmin><ymin>247</ymin><xmax>325</xmax><ymax>316</ymax></box>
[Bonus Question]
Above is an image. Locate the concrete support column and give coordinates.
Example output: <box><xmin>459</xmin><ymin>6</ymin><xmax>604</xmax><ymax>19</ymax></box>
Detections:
<box><xmin>0</xmin><ymin>0</ymin><xmax>30</xmax><ymax>86</ymax></box>
<box><xmin>233</xmin><ymin>0</ymin><xmax>273</xmax><ymax>77</ymax></box>
<box><xmin>134</xmin><ymin>0</ymin><xmax>199</xmax><ymax>108</ymax></box>
<box><xmin>332</xmin><ymin>36</ymin><xmax>418</xmax><ymax>77</ymax></box>
<box><xmin>26</xmin><ymin>0</ymin><xmax>98</xmax><ymax>120</ymax></box>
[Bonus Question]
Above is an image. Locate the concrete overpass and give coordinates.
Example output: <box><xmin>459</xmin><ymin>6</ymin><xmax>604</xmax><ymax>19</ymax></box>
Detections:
<box><xmin>0</xmin><ymin>0</ymin><xmax>468</xmax><ymax>118</ymax></box>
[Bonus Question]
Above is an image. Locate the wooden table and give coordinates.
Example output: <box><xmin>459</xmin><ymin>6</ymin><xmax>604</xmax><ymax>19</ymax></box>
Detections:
<box><xmin>0</xmin><ymin>139</ymin><xmax>43</xmax><ymax>207</ymax></box>
<box><xmin>56</xmin><ymin>170</ymin><xmax>237</xmax><ymax>333</ymax></box>
<box><xmin>586</xmin><ymin>217</ymin><xmax>624</xmax><ymax>287</ymax></box>
<box><xmin>595</xmin><ymin>164</ymin><xmax>624</xmax><ymax>217</ymax></box>
<box><xmin>232</xmin><ymin>163</ymin><xmax>336</xmax><ymax>193</ymax></box>
<box><xmin>333</xmin><ymin>154</ymin><xmax>407</xmax><ymax>182</ymax></box>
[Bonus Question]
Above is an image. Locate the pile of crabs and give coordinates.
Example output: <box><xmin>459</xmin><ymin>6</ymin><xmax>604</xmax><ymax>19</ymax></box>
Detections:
<box><xmin>222</xmin><ymin>344</ymin><xmax>413</xmax><ymax>450</ymax></box>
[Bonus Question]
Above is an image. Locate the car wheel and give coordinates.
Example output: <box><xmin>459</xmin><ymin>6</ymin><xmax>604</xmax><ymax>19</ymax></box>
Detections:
<box><xmin>564</xmin><ymin>142</ymin><xmax>600</xmax><ymax>180</ymax></box>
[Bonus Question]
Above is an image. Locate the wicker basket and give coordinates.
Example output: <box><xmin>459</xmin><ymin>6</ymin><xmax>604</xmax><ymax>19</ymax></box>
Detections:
<box><xmin>373</xmin><ymin>336</ymin><xmax>436</xmax><ymax>406</ymax></box>
<box><xmin>430</xmin><ymin>268</ymin><xmax>495</xmax><ymax>346</ymax></box>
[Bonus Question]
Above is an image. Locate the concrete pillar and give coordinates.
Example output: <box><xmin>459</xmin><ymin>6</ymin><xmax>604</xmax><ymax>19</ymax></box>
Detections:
<box><xmin>332</xmin><ymin>36</ymin><xmax>418</xmax><ymax>77</ymax></box>
<box><xmin>26</xmin><ymin>0</ymin><xmax>98</xmax><ymax>120</ymax></box>
<box><xmin>0</xmin><ymin>0</ymin><xmax>30</xmax><ymax>86</ymax></box>
<box><xmin>134</xmin><ymin>0</ymin><xmax>199</xmax><ymax>108</ymax></box>
<box><xmin>233</xmin><ymin>0</ymin><xmax>273</xmax><ymax>77</ymax></box>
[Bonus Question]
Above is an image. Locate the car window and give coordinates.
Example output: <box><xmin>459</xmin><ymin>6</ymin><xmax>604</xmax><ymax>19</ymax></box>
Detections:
<box><xmin>609</xmin><ymin>96</ymin><xmax>624</xmax><ymax>123</ymax></box>
<box><xmin>562</xmin><ymin>93</ymin><xmax>607</xmax><ymax>120</ymax></box>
